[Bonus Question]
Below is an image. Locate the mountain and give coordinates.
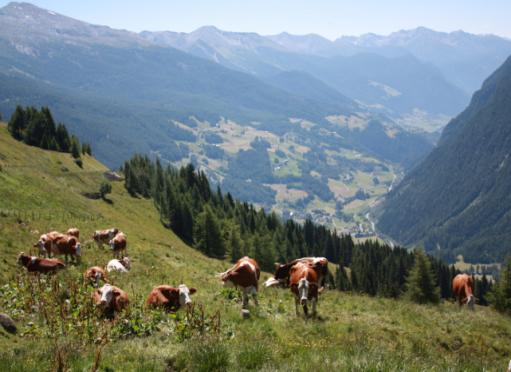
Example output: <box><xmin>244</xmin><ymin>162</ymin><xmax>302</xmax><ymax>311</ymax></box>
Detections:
<box><xmin>141</xmin><ymin>26</ymin><xmax>470</xmax><ymax>118</ymax></box>
<box><xmin>335</xmin><ymin>27</ymin><xmax>511</xmax><ymax>95</ymax></box>
<box><xmin>0</xmin><ymin>2</ymin><xmax>436</xmax><ymax>233</ymax></box>
<box><xmin>378</xmin><ymin>55</ymin><xmax>511</xmax><ymax>263</ymax></box>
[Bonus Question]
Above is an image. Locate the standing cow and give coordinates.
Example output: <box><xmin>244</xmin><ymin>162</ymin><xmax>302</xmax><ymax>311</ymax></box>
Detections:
<box><xmin>109</xmin><ymin>232</ymin><xmax>127</xmax><ymax>258</ymax></box>
<box><xmin>452</xmin><ymin>274</ymin><xmax>475</xmax><ymax>310</ymax></box>
<box><xmin>52</xmin><ymin>235</ymin><xmax>81</xmax><ymax>263</ymax></box>
<box><xmin>92</xmin><ymin>228</ymin><xmax>119</xmax><ymax>249</ymax></box>
<box><xmin>289</xmin><ymin>261</ymin><xmax>320</xmax><ymax>318</ymax></box>
<box><xmin>17</xmin><ymin>252</ymin><xmax>65</xmax><ymax>274</ymax></box>
<box><xmin>146</xmin><ymin>284</ymin><xmax>197</xmax><ymax>311</ymax></box>
<box><xmin>92</xmin><ymin>284</ymin><xmax>129</xmax><ymax>318</ymax></box>
<box><xmin>218</xmin><ymin>256</ymin><xmax>260</xmax><ymax>309</ymax></box>
<box><xmin>266</xmin><ymin>257</ymin><xmax>328</xmax><ymax>289</ymax></box>
<box><xmin>34</xmin><ymin>231</ymin><xmax>64</xmax><ymax>257</ymax></box>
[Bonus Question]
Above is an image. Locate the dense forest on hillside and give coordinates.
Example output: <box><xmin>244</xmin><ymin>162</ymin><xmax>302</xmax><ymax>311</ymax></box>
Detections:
<box><xmin>379</xmin><ymin>56</ymin><xmax>511</xmax><ymax>263</ymax></box>
<box><xmin>123</xmin><ymin>154</ymin><xmax>492</xmax><ymax>301</ymax></box>
<box><xmin>7</xmin><ymin>105</ymin><xmax>91</xmax><ymax>160</ymax></box>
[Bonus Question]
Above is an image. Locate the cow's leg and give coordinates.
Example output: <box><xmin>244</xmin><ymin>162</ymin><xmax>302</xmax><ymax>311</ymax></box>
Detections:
<box><xmin>250</xmin><ymin>286</ymin><xmax>258</xmax><ymax>306</ymax></box>
<box><xmin>312</xmin><ymin>297</ymin><xmax>318</xmax><ymax>318</ymax></box>
<box><xmin>242</xmin><ymin>289</ymin><xmax>249</xmax><ymax>309</ymax></box>
<box><xmin>302</xmin><ymin>303</ymin><xmax>308</xmax><ymax>318</ymax></box>
<box><xmin>295</xmin><ymin>298</ymin><xmax>300</xmax><ymax>316</ymax></box>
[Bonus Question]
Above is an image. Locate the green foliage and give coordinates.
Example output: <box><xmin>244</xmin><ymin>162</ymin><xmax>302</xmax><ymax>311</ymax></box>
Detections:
<box><xmin>195</xmin><ymin>205</ymin><xmax>226</xmax><ymax>259</ymax></box>
<box><xmin>405</xmin><ymin>250</ymin><xmax>441</xmax><ymax>304</ymax></box>
<box><xmin>99</xmin><ymin>181</ymin><xmax>112</xmax><ymax>199</ymax></box>
<box><xmin>490</xmin><ymin>257</ymin><xmax>511</xmax><ymax>314</ymax></box>
<box><xmin>175</xmin><ymin>339</ymin><xmax>230</xmax><ymax>372</ymax></box>
<box><xmin>6</xmin><ymin>105</ymin><xmax>87</xmax><ymax>157</ymax></box>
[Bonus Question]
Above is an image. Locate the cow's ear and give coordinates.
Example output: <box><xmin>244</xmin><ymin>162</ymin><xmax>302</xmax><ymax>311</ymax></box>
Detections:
<box><xmin>189</xmin><ymin>288</ymin><xmax>197</xmax><ymax>295</ymax></box>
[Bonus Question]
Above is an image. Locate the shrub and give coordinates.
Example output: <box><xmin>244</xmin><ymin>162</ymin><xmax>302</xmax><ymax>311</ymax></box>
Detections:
<box><xmin>99</xmin><ymin>181</ymin><xmax>112</xmax><ymax>199</ymax></box>
<box><xmin>237</xmin><ymin>343</ymin><xmax>272</xmax><ymax>370</ymax></box>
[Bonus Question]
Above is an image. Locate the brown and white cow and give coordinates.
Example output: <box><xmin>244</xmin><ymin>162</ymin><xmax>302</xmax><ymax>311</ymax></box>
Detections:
<box><xmin>218</xmin><ymin>256</ymin><xmax>260</xmax><ymax>309</ymax></box>
<box><xmin>146</xmin><ymin>284</ymin><xmax>197</xmax><ymax>311</ymax></box>
<box><xmin>109</xmin><ymin>232</ymin><xmax>127</xmax><ymax>258</ymax></box>
<box><xmin>452</xmin><ymin>274</ymin><xmax>475</xmax><ymax>310</ymax></box>
<box><xmin>34</xmin><ymin>231</ymin><xmax>64</xmax><ymax>257</ymax></box>
<box><xmin>106</xmin><ymin>257</ymin><xmax>131</xmax><ymax>273</ymax></box>
<box><xmin>84</xmin><ymin>266</ymin><xmax>108</xmax><ymax>287</ymax></box>
<box><xmin>66</xmin><ymin>228</ymin><xmax>80</xmax><ymax>239</ymax></box>
<box><xmin>265</xmin><ymin>257</ymin><xmax>328</xmax><ymax>289</ymax></box>
<box><xmin>92</xmin><ymin>228</ymin><xmax>119</xmax><ymax>249</ymax></box>
<box><xmin>289</xmin><ymin>261</ymin><xmax>320</xmax><ymax>318</ymax></box>
<box><xmin>92</xmin><ymin>284</ymin><xmax>129</xmax><ymax>318</ymax></box>
<box><xmin>52</xmin><ymin>235</ymin><xmax>81</xmax><ymax>263</ymax></box>
<box><xmin>17</xmin><ymin>252</ymin><xmax>65</xmax><ymax>274</ymax></box>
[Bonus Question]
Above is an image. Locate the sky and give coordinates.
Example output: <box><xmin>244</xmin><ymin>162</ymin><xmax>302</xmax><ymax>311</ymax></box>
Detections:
<box><xmin>1</xmin><ymin>0</ymin><xmax>510</xmax><ymax>39</ymax></box>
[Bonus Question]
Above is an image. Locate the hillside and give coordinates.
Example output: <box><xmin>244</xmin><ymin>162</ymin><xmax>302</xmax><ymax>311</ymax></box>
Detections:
<box><xmin>378</xmin><ymin>56</ymin><xmax>511</xmax><ymax>263</ymax></box>
<box><xmin>1</xmin><ymin>124</ymin><xmax>511</xmax><ymax>370</ymax></box>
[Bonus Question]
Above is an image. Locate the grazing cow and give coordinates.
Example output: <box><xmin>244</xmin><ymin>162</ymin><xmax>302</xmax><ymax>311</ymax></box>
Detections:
<box><xmin>17</xmin><ymin>252</ymin><xmax>65</xmax><ymax>274</ymax></box>
<box><xmin>146</xmin><ymin>284</ymin><xmax>197</xmax><ymax>311</ymax></box>
<box><xmin>218</xmin><ymin>256</ymin><xmax>260</xmax><ymax>309</ymax></box>
<box><xmin>52</xmin><ymin>235</ymin><xmax>81</xmax><ymax>263</ymax></box>
<box><xmin>92</xmin><ymin>284</ymin><xmax>129</xmax><ymax>318</ymax></box>
<box><xmin>289</xmin><ymin>261</ymin><xmax>319</xmax><ymax>318</ymax></box>
<box><xmin>106</xmin><ymin>257</ymin><xmax>131</xmax><ymax>273</ymax></box>
<box><xmin>266</xmin><ymin>257</ymin><xmax>328</xmax><ymax>289</ymax></box>
<box><xmin>34</xmin><ymin>231</ymin><xmax>64</xmax><ymax>257</ymax></box>
<box><xmin>84</xmin><ymin>266</ymin><xmax>108</xmax><ymax>287</ymax></box>
<box><xmin>109</xmin><ymin>232</ymin><xmax>127</xmax><ymax>258</ymax></box>
<box><xmin>452</xmin><ymin>274</ymin><xmax>475</xmax><ymax>310</ymax></box>
<box><xmin>92</xmin><ymin>228</ymin><xmax>119</xmax><ymax>249</ymax></box>
<box><xmin>66</xmin><ymin>228</ymin><xmax>80</xmax><ymax>239</ymax></box>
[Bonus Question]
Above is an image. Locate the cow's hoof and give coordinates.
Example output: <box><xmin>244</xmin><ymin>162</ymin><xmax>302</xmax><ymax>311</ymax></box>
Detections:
<box><xmin>241</xmin><ymin>309</ymin><xmax>250</xmax><ymax>319</ymax></box>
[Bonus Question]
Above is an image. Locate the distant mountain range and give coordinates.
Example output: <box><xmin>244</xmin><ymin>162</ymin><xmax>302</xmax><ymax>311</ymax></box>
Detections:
<box><xmin>378</xmin><ymin>55</ymin><xmax>511</xmax><ymax>263</ymax></box>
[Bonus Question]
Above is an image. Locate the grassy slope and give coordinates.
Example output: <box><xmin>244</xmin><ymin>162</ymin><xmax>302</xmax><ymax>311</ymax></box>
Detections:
<box><xmin>0</xmin><ymin>123</ymin><xmax>510</xmax><ymax>371</ymax></box>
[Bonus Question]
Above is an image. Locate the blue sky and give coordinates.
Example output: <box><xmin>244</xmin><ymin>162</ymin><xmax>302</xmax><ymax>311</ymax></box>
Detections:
<box><xmin>2</xmin><ymin>0</ymin><xmax>510</xmax><ymax>39</ymax></box>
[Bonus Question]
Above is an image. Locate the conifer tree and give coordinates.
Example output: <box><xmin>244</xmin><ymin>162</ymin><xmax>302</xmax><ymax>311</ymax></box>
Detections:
<box><xmin>490</xmin><ymin>257</ymin><xmax>511</xmax><ymax>313</ymax></box>
<box><xmin>194</xmin><ymin>205</ymin><xmax>224</xmax><ymax>258</ymax></box>
<box><xmin>7</xmin><ymin>105</ymin><xmax>26</xmax><ymax>140</ymax></box>
<box><xmin>70</xmin><ymin>135</ymin><xmax>81</xmax><ymax>159</ymax></box>
<box><xmin>405</xmin><ymin>250</ymin><xmax>440</xmax><ymax>304</ymax></box>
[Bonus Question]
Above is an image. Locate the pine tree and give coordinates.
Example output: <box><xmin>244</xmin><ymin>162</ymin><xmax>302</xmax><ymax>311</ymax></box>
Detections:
<box><xmin>490</xmin><ymin>257</ymin><xmax>511</xmax><ymax>313</ymax></box>
<box><xmin>405</xmin><ymin>250</ymin><xmax>440</xmax><ymax>304</ymax></box>
<box><xmin>228</xmin><ymin>225</ymin><xmax>243</xmax><ymax>263</ymax></box>
<box><xmin>7</xmin><ymin>105</ymin><xmax>27</xmax><ymax>140</ymax></box>
<box><xmin>194</xmin><ymin>205</ymin><xmax>224</xmax><ymax>258</ymax></box>
<box><xmin>336</xmin><ymin>260</ymin><xmax>351</xmax><ymax>291</ymax></box>
<box><xmin>55</xmin><ymin>123</ymin><xmax>70</xmax><ymax>152</ymax></box>
<box><xmin>70</xmin><ymin>135</ymin><xmax>81</xmax><ymax>159</ymax></box>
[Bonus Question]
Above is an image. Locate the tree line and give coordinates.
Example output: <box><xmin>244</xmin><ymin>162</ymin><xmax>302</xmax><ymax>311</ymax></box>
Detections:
<box><xmin>122</xmin><ymin>154</ymin><xmax>496</xmax><ymax>305</ymax></box>
<box><xmin>7</xmin><ymin>106</ymin><xmax>92</xmax><ymax>162</ymax></box>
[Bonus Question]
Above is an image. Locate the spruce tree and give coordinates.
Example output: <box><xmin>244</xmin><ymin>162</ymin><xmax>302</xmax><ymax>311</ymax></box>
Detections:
<box><xmin>336</xmin><ymin>260</ymin><xmax>351</xmax><ymax>291</ymax></box>
<box><xmin>490</xmin><ymin>257</ymin><xmax>511</xmax><ymax>313</ymax></box>
<box><xmin>7</xmin><ymin>105</ymin><xmax>26</xmax><ymax>140</ymax></box>
<box><xmin>55</xmin><ymin>124</ymin><xmax>70</xmax><ymax>152</ymax></box>
<box><xmin>70</xmin><ymin>135</ymin><xmax>81</xmax><ymax>159</ymax></box>
<box><xmin>194</xmin><ymin>205</ymin><xmax>224</xmax><ymax>258</ymax></box>
<box><xmin>405</xmin><ymin>250</ymin><xmax>440</xmax><ymax>304</ymax></box>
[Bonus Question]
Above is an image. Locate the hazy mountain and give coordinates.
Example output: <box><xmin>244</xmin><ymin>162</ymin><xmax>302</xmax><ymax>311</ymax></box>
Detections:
<box><xmin>335</xmin><ymin>27</ymin><xmax>511</xmax><ymax>95</ymax></box>
<box><xmin>378</xmin><ymin>55</ymin><xmax>511</xmax><ymax>263</ymax></box>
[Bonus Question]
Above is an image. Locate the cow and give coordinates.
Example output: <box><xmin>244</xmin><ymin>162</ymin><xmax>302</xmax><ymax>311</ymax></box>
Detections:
<box><xmin>34</xmin><ymin>231</ymin><xmax>64</xmax><ymax>257</ymax></box>
<box><xmin>452</xmin><ymin>274</ymin><xmax>475</xmax><ymax>310</ymax></box>
<box><xmin>52</xmin><ymin>235</ymin><xmax>81</xmax><ymax>263</ymax></box>
<box><xmin>106</xmin><ymin>257</ymin><xmax>131</xmax><ymax>273</ymax></box>
<box><xmin>289</xmin><ymin>261</ymin><xmax>319</xmax><ymax>318</ymax></box>
<box><xmin>265</xmin><ymin>257</ymin><xmax>328</xmax><ymax>289</ymax></box>
<box><xmin>218</xmin><ymin>256</ymin><xmax>260</xmax><ymax>309</ymax></box>
<box><xmin>66</xmin><ymin>228</ymin><xmax>80</xmax><ymax>239</ymax></box>
<box><xmin>17</xmin><ymin>252</ymin><xmax>65</xmax><ymax>274</ymax></box>
<box><xmin>92</xmin><ymin>284</ymin><xmax>129</xmax><ymax>318</ymax></box>
<box><xmin>84</xmin><ymin>266</ymin><xmax>108</xmax><ymax>287</ymax></box>
<box><xmin>146</xmin><ymin>284</ymin><xmax>197</xmax><ymax>311</ymax></box>
<box><xmin>109</xmin><ymin>232</ymin><xmax>127</xmax><ymax>258</ymax></box>
<box><xmin>92</xmin><ymin>228</ymin><xmax>119</xmax><ymax>249</ymax></box>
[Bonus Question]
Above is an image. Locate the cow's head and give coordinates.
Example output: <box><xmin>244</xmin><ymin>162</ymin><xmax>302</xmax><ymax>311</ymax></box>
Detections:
<box><xmin>178</xmin><ymin>284</ymin><xmax>196</xmax><ymax>307</ymax></box>
<box><xmin>297</xmin><ymin>278</ymin><xmax>309</xmax><ymax>305</ymax></box>
<box><xmin>17</xmin><ymin>252</ymin><xmax>27</xmax><ymax>266</ymax></box>
<box><xmin>99</xmin><ymin>284</ymin><xmax>115</xmax><ymax>308</ymax></box>
<box><xmin>121</xmin><ymin>256</ymin><xmax>131</xmax><ymax>270</ymax></box>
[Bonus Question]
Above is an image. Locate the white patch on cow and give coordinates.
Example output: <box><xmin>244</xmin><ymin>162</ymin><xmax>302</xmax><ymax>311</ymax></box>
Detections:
<box><xmin>467</xmin><ymin>294</ymin><xmax>475</xmax><ymax>310</ymax></box>
<box><xmin>298</xmin><ymin>278</ymin><xmax>309</xmax><ymax>305</ymax></box>
<box><xmin>264</xmin><ymin>277</ymin><xmax>280</xmax><ymax>287</ymax></box>
<box><xmin>507</xmin><ymin>359</ymin><xmax>511</xmax><ymax>372</ymax></box>
<box><xmin>106</xmin><ymin>259</ymin><xmax>129</xmax><ymax>273</ymax></box>
<box><xmin>178</xmin><ymin>284</ymin><xmax>192</xmax><ymax>307</ymax></box>
<box><xmin>30</xmin><ymin>256</ymin><xmax>37</xmax><ymax>264</ymax></box>
<box><xmin>313</xmin><ymin>257</ymin><xmax>324</xmax><ymax>264</ymax></box>
<box><xmin>99</xmin><ymin>284</ymin><xmax>114</xmax><ymax>306</ymax></box>
<box><xmin>75</xmin><ymin>243</ymin><xmax>81</xmax><ymax>256</ymax></box>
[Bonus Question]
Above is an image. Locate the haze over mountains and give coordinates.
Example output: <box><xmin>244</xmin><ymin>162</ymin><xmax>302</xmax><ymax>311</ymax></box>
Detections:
<box><xmin>1</xmin><ymin>2</ymin><xmax>510</xmax><ymax>242</ymax></box>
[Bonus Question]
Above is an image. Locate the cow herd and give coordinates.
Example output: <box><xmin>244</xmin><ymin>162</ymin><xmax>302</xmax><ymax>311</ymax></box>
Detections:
<box><xmin>16</xmin><ymin>226</ymin><xmax>478</xmax><ymax>320</ymax></box>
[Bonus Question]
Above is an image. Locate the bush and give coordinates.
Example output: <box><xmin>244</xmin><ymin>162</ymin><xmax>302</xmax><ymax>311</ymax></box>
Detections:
<box><xmin>74</xmin><ymin>158</ymin><xmax>83</xmax><ymax>168</ymax></box>
<box><xmin>99</xmin><ymin>181</ymin><xmax>112</xmax><ymax>199</ymax></box>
